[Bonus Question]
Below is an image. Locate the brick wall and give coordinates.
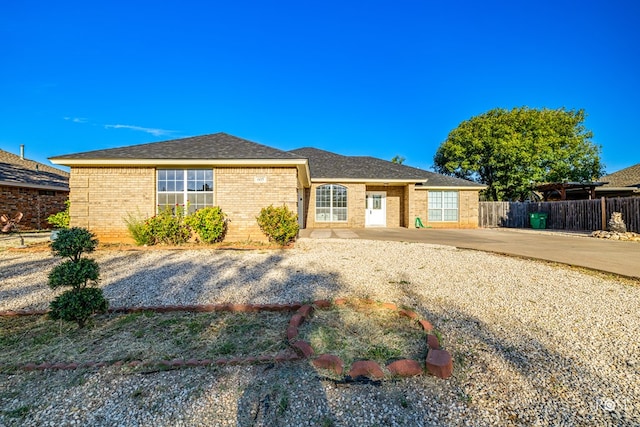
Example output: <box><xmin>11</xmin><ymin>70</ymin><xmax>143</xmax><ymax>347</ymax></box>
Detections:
<box><xmin>304</xmin><ymin>183</ymin><xmax>366</xmax><ymax>228</ymax></box>
<box><xmin>404</xmin><ymin>184</ymin><xmax>415</xmax><ymax>228</ymax></box>
<box><xmin>215</xmin><ymin>167</ymin><xmax>299</xmax><ymax>241</ymax></box>
<box><xmin>366</xmin><ymin>185</ymin><xmax>404</xmax><ymax>227</ymax></box>
<box><xmin>66</xmin><ymin>166</ymin><xmax>481</xmax><ymax>242</ymax></box>
<box><xmin>419</xmin><ymin>189</ymin><xmax>480</xmax><ymax>229</ymax></box>
<box><xmin>0</xmin><ymin>185</ymin><xmax>68</xmax><ymax>230</ymax></box>
<box><xmin>69</xmin><ymin>167</ymin><xmax>155</xmax><ymax>242</ymax></box>
<box><xmin>69</xmin><ymin>166</ymin><xmax>299</xmax><ymax>243</ymax></box>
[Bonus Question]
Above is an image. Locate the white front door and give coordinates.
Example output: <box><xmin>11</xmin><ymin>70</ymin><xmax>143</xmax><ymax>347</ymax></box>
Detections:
<box><xmin>297</xmin><ymin>188</ymin><xmax>305</xmax><ymax>229</ymax></box>
<box><xmin>365</xmin><ymin>191</ymin><xmax>386</xmax><ymax>226</ymax></box>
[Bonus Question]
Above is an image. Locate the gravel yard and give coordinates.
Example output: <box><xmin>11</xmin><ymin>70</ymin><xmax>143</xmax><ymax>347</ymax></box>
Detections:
<box><xmin>1</xmin><ymin>238</ymin><xmax>639</xmax><ymax>426</ymax></box>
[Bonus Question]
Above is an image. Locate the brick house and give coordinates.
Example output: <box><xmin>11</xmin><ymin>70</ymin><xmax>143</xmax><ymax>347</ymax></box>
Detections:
<box><xmin>0</xmin><ymin>147</ymin><xmax>70</xmax><ymax>230</ymax></box>
<box><xmin>50</xmin><ymin>133</ymin><xmax>484</xmax><ymax>242</ymax></box>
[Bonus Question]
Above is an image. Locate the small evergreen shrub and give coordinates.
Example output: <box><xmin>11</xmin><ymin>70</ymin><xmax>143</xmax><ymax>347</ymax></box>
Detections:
<box><xmin>47</xmin><ymin>200</ymin><xmax>70</xmax><ymax>229</ymax></box>
<box><xmin>49</xmin><ymin>288</ymin><xmax>109</xmax><ymax>328</ymax></box>
<box><xmin>48</xmin><ymin>228</ymin><xmax>108</xmax><ymax>328</ymax></box>
<box><xmin>185</xmin><ymin>207</ymin><xmax>228</xmax><ymax>243</ymax></box>
<box><xmin>51</xmin><ymin>226</ymin><xmax>98</xmax><ymax>261</ymax></box>
<box><xmin>48</xmin><ymin>258</ymin><xmax>100</xmax><ymax>289</ymax></box>
<box><xmin>256</xmin><ymin>205</ymin><xmax>299</xmax><ymax>245</ymax></box>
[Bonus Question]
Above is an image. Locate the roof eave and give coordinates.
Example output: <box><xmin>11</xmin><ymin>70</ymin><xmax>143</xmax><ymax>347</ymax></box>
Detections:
<box><xmin>0</xmin><ymin>180</ymin><xmax>69</xmax><ymax>192</ymax></box>
<box><xmin>415</xmin><ymin>185</ymin><xmax>486</xmax><ymax>190</ymax></box>
<box><xmin>49</xmin><ymin>158</ymin><xmax>311</xmax><ymax>188</ymax></box>
<box><xmin>50</xmin><ymin>157</ymin><xmax>306</xmax><ymax>166</ymax></box>
<box><xmin>310</xmin><ymin>178</ymin><xmax>428</xmax><ymax>184</ymax></box>
<box><xmin>595</xmin><ymin>186</ymin><xmax>640</xmax><ymax>192</ymax></box>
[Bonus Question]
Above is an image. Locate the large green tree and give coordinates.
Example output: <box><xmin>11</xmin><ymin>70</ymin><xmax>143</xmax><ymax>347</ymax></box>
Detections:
<box><xmin>433</xmin><ymin>107</ymin><xmax>604</xmax><ymax>201</ymax></box>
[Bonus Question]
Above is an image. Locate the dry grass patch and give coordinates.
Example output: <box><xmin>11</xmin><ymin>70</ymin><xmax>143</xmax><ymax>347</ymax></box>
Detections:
<box><xmin>0</xmin><ymin>311</ymin><xmax>290</xmax><ymax>370</ymax></box>
<box><xmin>298</xmin><ymin>306</ymin><xmax>427</xmax><ymax>367</ymax></box>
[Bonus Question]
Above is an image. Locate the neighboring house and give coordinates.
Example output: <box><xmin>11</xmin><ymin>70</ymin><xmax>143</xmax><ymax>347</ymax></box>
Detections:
<box><xmin>0</xmin><ymin>147</ymin><xmax>70</xmax><ymax>230</ymax></box>
<box><xmin>50</xmin><ymin>133</ymin><xmax>484</xmax><ymax>242</ymax></box>
<box><xmin>597</xmin><ymin>163</ymin><xmax>640</xmax><ymax>197</ymax></box>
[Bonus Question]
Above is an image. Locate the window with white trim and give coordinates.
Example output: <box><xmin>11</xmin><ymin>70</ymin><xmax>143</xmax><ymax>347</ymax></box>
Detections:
<box><xmin>316</xmin><ymin>184</ymin><xmax>347</xmax><ymax>222</ymax></box>
<box><xmin>428</xmin><ymin>191</ymin><xmax>458</xmax><ymax>222</ymax></box>
<box><xmin>157</xmin><ymin>169</ymin><xmax>214</xmax><ymax>214</ymax></box>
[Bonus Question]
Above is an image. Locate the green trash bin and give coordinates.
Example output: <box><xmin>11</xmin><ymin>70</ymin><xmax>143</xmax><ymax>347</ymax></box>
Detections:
<box><xmin>529</xmin><ymin>212</ymin><xmax>548</xmax><ymax>229</ymax></box>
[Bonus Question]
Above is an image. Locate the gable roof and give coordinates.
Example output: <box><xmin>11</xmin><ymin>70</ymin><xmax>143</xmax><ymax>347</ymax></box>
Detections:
<box><xmin>51</xmin><ymin>133</ymin><xmax>302</xmax><ymax>161</ymax></box>
<box><xmin>0</xmin><ymin>148</ymin><xmax>69</xmax><ymax>191</ymax></box>
<box><xmin>50</xmin><ymin>132</ymin><xmax>483</xmax><ymax>189</ymax></box>
<box><xmin>289</xmin><ymin>147</ymin><xmax>484</xmax><ymax>187</ymax></box>
<box><xmin>600</xmin><ymin>163</ymin><xmax>640</xmax><ymax>188</ymax></box>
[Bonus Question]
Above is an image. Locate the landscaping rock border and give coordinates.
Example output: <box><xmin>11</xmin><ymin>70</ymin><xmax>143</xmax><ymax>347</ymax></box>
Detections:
<box><xmin>288</xmin><ymin>298</ymin><xmax>453</xmax><ymax>380</ymax></box>
<box><xmin>0</xmin><ymin>300</ymin><xmax>452</xmax><ymax>379</ymax></box>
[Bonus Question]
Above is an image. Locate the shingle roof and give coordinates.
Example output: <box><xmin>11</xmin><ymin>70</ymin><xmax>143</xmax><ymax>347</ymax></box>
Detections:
<box><xmin>289</xmin><ymin>147</ymin><xmax>484</xmax><ymax>187</ymax></box>
<box><xmin>49</xmin><ymin>132</ymin><xmax>483</xmax><ymax>188</ymax></box>
<box><xmin>600</xmin><ymin>163</ymin><xmax>640</xmax><ymax>188</ymax></box>
<box><xmin>51</xmin><ymin>133</ymin><xmax>302</xmax><ymax>160</ymax></box>
<box><xmin>0</xmin><ymin>149</ymin><xmax>69</xmax><ymax>190</ymax></box>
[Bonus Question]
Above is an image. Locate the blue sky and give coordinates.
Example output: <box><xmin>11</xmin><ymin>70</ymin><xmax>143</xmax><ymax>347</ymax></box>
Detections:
<box><xmin>1</xmin><ymin>0</ymin><xmax>638</xmax><ymax>174</ymax></box>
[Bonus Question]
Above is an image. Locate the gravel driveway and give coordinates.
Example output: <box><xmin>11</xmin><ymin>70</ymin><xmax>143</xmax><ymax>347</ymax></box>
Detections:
<box><xmin>1</xmin><ymin>239</ymin><xmax>639</xmax><ymax>426</ymax></box>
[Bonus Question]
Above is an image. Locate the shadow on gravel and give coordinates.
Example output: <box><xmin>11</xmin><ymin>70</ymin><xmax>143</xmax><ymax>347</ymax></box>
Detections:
<box><xmin>97</xmin><ymin>250</ymin><xmax>339</xmax><ymax>307</ymax></box>
<box><xmin>6</xmin><ymin>245</ymin><xmax>635</xmax><ymax>426</ymax></box>
<box><xmin>0</xmin><ymin>257</ymin><xmax>57</xmax><ymax>281</ymax></box>
<box><xmin>396</xmin><ymin>285</ymin><xmax>638</xmax><ymax>426</ymax></box>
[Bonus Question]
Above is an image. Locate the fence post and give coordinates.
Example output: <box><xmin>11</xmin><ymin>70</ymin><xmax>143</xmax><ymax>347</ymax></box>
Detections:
<box><xmin>601</xmin><ymin>197</ymin><xmax>606</xmax><ymax>231</ymax></box>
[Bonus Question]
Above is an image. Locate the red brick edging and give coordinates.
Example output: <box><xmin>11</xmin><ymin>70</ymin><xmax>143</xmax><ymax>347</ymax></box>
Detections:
<box><xmin>0</xmin><ymin>300</ymin><xmax>452</xmax><ymax>379</ymax></box>
<box><xmin>287</xmin><ymin>298</ymin><xmax>453</xmax><ymax>379</ymax></box>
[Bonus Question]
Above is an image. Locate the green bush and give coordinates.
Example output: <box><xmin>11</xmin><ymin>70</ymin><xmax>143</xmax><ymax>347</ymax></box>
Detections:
<box><xmin>124</xmin><ymin>213</ymin><xmax>155</xmax><ymax>246</ymax></box>
<box><xmin>126</xmin><ymin>206</ymin><xmax>229</xmax><ymax>245</ymax></box>
<box><xmin>49</xmin><ymin>288</ymin><xmax>109</xmax><ymax>328</ymax></box>
<box><xmin>48</xmin><ymin>258</ymin><xmax>100</xmax><ymax>290</ymax></box>
<box><xmin>47</xmin><ymin>200</ymin><xmax>70</xmax><ymax>229</ymax></box>
<box><xmin>48</xmin><ymin>228</ymin><xmax>107</xmax><ymax>328</ymax></box>
<box><xmin>143</xmin><ymin>207</ymin><xmax>191</xmax><ymax>245</ymax></box>
<box><xmin>124</xmin><ymin>207</ymin><xmax>190</xmax><ymax>246</ymax></box>
<box><xmin>185</xmin><ymin>207</ymin><xmax>228</xmax><ymax>243</ymax></box>
<box><xmin>51</xmin><ymin>227</ymin><xmax>98</xmax><ymax>262</ymax></box>
<box><xmin>256</xmin><ymin>205</ymin><xmax>299</xmax><ymax>245</ymax></box>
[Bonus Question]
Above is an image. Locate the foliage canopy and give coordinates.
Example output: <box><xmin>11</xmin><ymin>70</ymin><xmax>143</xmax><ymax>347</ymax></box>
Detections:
<box><xmin>256</xmin><ymin>205</ymin><xmax>299</xmax><ymax>245</ymax></box>
<box><xmin>433</xmin><ymin>107</ymin><xmax>604</xmax><ymax>201</ymax></box>
<box><xmin>48</xmin><ymin>228</ymin><xmax>107</xmax><ymax>328</ymax></box>
<box><xmin>46</xmin><ymin>200</ymin><xmax>70</xmax><ymax>229</ymax></box>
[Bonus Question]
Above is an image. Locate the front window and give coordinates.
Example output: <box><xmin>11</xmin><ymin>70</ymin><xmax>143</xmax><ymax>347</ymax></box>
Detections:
<box><xmin>428</xmin><ymin>191</ymin><xmax>458</xmax><ymax>222</ymax></box>
<box><xmin>316</xmin><ymin>184</ymin><xmax>347</xmax><ymax>222</ymax></box>
<box><xmin>157</xmin><ymin>169</ymin><xmax>214</xmax><ymax>213</ymax></box>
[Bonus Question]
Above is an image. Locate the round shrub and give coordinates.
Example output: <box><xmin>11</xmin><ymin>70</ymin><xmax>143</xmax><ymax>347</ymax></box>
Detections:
<box><xmin>47</xmin><ymin>200</ymin><xmax>70</xmax><ymax>229</ymax></box>
<box><xmin>47</xmin><ymin>227</ymin><xmax>108</xmax><ymax>328</ymax></box>
<box><xmin>51</xmin><ymin>227</ymin><xmax>98</xmax><ymax>261</ymax></box>
<box><xmin>48</xmin><ymin>258</ymin><xmax>100</xmax><ymax>290</ymax></box>
<box><xmin>185</xmin><ymin>207</ymin><xmax>228</xmax><ymax>243</ymax></box>
<box><xmin>144</xmin><ymin>207</ymin><xmax>191</xmax><ymax>245</ymax></box>
<box><xmin>256</xmin><ymin>205</ymin><xmax>299</xmax><ymax>245</ymax></box>
<box><xmin>49</xmin><ymin>288</ymin><xmax>108</xmax><ymax>328</ymax></box>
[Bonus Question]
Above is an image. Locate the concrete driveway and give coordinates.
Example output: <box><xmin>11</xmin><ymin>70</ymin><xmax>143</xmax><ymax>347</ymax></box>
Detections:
<box><xmin>299</xmin><ymin>227</ymin><xmax>640</xmax><ymax>279</ymax></box>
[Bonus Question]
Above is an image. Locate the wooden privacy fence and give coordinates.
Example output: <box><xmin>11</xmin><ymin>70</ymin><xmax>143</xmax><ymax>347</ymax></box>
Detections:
<box><xmin>479</xmin><ymin>198</ymin><xmax>640</xmax><ymax>232</ymax></box>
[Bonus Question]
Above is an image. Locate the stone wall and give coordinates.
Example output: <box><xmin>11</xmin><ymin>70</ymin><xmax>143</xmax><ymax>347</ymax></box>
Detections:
<box><xmin>0</xmin><ymin>185</ymin><xmax>68</xmax><ymax>230</ymax></box>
